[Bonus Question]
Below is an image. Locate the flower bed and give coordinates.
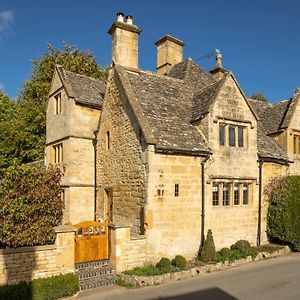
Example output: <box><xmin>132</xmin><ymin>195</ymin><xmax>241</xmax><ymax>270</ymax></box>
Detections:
<box><xmin>118</xmin><ymin>245</ymin><xmax>290</xmax><ymax>287</ymax></box>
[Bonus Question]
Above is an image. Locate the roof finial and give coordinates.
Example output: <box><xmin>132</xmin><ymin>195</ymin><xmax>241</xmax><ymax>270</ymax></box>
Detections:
<box><xmin>215</xmin><ymin>49</ymin><xmax>222</xmax><ymax>68</ymax></box>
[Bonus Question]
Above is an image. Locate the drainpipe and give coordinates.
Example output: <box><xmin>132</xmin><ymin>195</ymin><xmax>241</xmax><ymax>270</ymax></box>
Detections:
<box><xmin>93</xmin><ymin>131</ymin><xmax>98</xmax><ymax>221</ymax></box>
<box><xmin>201</xmin><ymin>155</ymin><xmax>210</xmax><ymax>248</ymax></box>
<box><xmin>257</xmin><ymin>160</ymin><xmax>263</xmax><ymax>246</ymax></box>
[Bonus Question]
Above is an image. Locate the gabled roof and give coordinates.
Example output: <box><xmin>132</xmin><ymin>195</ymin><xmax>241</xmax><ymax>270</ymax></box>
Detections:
<box><xmin>115</xmin><ymin>66</ymin><xmax>211</xmax><ymax>156</ymax></box>
<box><xmin>168</xmin><ymin>58</ymin><xmax>216</xmax><ymax>90</ymax></box>
<box><xmin>56</xmin><ymin>65</ymin><xmax>106</xmax><ymax>109</ymax></box>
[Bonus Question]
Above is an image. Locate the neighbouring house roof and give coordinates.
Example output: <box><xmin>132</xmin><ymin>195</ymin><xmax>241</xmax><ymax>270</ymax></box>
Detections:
<box><xmin>248</xmin><ymin>98</ymin><xmax>291</xmax><ymax>134</ymax></box>
<box><xmin>56</xmin><ymin>65</ymin><xmax>106</xmax><ymax>109</ymax></box>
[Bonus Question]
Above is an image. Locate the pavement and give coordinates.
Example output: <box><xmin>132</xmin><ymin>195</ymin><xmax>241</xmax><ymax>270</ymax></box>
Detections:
<box><xmin>76</xmin><ymin>252</ymin><xmax>300</xmax><ymax>300</ymax></box>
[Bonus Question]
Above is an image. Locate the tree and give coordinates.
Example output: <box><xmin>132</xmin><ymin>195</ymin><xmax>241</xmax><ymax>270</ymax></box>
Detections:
<box><xmin>251</xmin><ymin>92</ymin><xmax>268</xmax><ymax>102</ymax></box>
<box><xmin>0</xmin><ymin>92</ymin><xmax>17</xmax><ymax>171</ymax></box>
<box><xmin>0</xmin><ymin>164</ymin><xmax>63</xmax><ymax>247</ymax></box>
<box><xmin>0</xmin><ymin>43</ymin><xmax>108</xmax><ymax>170</ymax></box>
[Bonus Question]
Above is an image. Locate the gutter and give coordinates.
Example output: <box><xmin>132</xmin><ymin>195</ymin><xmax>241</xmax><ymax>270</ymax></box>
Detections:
<box><xmin>257</xmin><ymin>160</ymin><xmax>263</xmax><ymax>246</ymax></box>
<box><xmin>201</xmin><ymin>155</ymin><xmax>210</xmax><ymax>248</ymax></box>
<box><xmin>93</xmin><ymin>130</ymin><xmax>99</xmax><ymax>221</ymax></box>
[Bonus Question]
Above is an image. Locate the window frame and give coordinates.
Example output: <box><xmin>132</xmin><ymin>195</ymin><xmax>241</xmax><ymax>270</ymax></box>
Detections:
<box><xmin>293</xmin><ymin>133</ymin><xmax>300</xmax><ymax>155</ymax></box>
<box><xmin>54</xmin><ymin>93</ymin><xmax>62</xmax><ymax>115</ymax></box>
<box><xmin>219</xmin><ymin>123</ymin><xmax>247</xmax><ymax>148</ymax></box>
<box><xmin>52</xmin><ymin>143</ymin><xmax>63</xmax><ymax>164</ymax></box>
<box><xmin>174</xmin><ymin>184</ymin><xmax>180</xmax><ymax>197</ymax></box>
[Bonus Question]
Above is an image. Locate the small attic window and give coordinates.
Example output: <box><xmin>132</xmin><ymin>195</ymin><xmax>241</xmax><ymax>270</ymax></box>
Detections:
<box><xmin>106</xmin><ymin>131</ymin><xmax>110</xmax><ymax>150</ymax></box>
<box><xmin>55</xmin><ymin>93</ymin><xmax>61</xmax><ymax>114</ymax></box>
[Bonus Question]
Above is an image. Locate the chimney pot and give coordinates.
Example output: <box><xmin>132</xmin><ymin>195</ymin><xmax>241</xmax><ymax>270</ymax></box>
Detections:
<box><xmin>216</xmin><ymin>51</ymin><xmax>222</xmax><ymax>68</ymax></box>
<box><xmin>126</xmin><ymin>15</ymin><xmax>133</xmax><ymax>25</ymax></box>
<box><xmin>116</xmin><ymin>12</ymin><xmax>125</xmax><ymax>22</ymax></box>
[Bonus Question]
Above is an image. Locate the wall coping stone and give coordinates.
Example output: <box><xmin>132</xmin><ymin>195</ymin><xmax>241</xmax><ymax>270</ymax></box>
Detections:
<box><xmin>109</xmin><ymin>223</ymin><xmax>131</xmax><ymax>229</ymax></box>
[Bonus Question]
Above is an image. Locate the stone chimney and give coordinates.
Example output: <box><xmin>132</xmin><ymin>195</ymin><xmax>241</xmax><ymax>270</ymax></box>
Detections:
<box><xmin>155</xmin><ymin>35</ymin><xmax>184</xmax><ymax>75</ymax></box>
<box><xmin>108</xmin><ymin>13</ymin><xmax>142</xmax><ymax>69</ymax></box>
<box><xmin>210</xmin><ymin>50</ymin><xmax>227</xmax><ymax>80</ymax></box>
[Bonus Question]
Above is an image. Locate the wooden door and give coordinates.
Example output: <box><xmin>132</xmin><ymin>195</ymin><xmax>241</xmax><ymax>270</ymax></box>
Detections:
<box><xmin>74</xmin><ymin>220</ymin><xmax>108</xmax><ymax>264</ymax></box>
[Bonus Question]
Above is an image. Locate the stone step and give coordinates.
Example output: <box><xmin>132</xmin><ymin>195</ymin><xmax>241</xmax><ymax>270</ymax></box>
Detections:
<box><xmin>75</xmin><ymin>259</ymin><xmax>109</xmax><ymax>270</ymax></box>
<box><xmin>77</xmin><ymin>266</ymin><xmax>114</xmax><ymax>281</ymax></box>
<box><xmin>79</xmin><ymin>274</ymin><xmax>118</xmax><ymax>291</ymax></box>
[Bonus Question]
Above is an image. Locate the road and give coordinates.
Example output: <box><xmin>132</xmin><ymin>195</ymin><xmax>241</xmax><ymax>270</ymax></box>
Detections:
<box><xmin>77</xmin><ymin>252</ymin><xmax>300</xmax><ymax>300</ymax></box>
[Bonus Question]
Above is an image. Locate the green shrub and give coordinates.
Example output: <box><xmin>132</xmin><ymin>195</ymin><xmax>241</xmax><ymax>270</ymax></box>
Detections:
<box><xmin>171</xmin><ymin>255</ymin><xmax>187</xmax><ymax>270</ymax></box>
<box><xmin>215</xmin><ymin>247</ymin><xmax>231</xmax><ymax>262</ymax></box>
<box><xmin>0</xmin><ymin>164</ymin><xmax>63</xmax><ymax>248</ymax></box>
<box><xmin>199</xmin><ymin>229</ymin><xmax>216</xmax><ymax>262</ymax></box>
<box><xmin>267</xmin><ymin>176</ymin><xmax>300</xmax><ymax>251</ymax></box>
<box><xmin>230</xmin><ymin>240</ymin><xmax>251</xmax><ymax>254</ymax></box>
<box><xmin>123</xmin><ymin>265</ymin><xmax>165</xmax><ymax>276</ymax></box>
<box><xmin>0</xmin><ymin>273</ymin><xmax>79</xmax><ymax>300</ymax></box>
<box><xmin>156</xmin><ymin>258</ymin><xmax>172</xmax><ymax>272</ymax></box>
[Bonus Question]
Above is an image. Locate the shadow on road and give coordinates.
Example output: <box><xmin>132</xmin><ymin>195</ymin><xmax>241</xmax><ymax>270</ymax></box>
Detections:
<box><xmin>150</xmin><ymin>287</ymin><xmax>238</xmax><ymax>300</ymax></box>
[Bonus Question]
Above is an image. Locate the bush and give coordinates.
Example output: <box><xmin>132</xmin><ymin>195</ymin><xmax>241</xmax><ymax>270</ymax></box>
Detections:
<box><xmin>0</xmin><ymin>164</ymin><xmax>63</xmax><ymax>248</ymax></box>
<box><xmin>171</xmin><ymin>255</ymin><xmax>187</xmax><ymax>270</ymax></box>
<box><xmin>156</xmin><ymin>257</ymin><xmax>172</xmax><ymax>272</ymax></box>
<box><xmin>199</xmin><ymin>229</ymin><xmax>216</xmax><ymax>262</ymax></box>
<box><xmin>266</xmin><ymin>176</ymin><xmax>300</xmax><ymax>251</ymax></box>
<box><xmin>230</xmin><ymin>240</ymin><xmax>251</xmax><ymax>254</ymax></box>
<box><xmin>215</xmin><ymin>247</ymin><xmax>231</xmax><ymax>262</ymax></box>
<box><xmin>0</xmin><ymin>273</ymin><xmax>79</xmax><ymax>300</ymax></box>
<box><xmin>123</xmin><ymin>265</ymin><xmax>165</xmax><ymax>276</ymax></box>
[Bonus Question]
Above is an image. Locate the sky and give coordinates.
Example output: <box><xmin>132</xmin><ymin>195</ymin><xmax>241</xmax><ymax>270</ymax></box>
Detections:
<box><xmin>0</xmin><ymin>0</ymin><xmax>300</xmax><ymax>102</ymax></box>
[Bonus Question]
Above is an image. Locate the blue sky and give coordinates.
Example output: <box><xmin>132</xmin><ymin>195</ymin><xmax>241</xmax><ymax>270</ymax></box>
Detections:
<box><xmin>1</xmin><ymin>0</ymin><xmax>300</xmax><ymax>102</ymax></box>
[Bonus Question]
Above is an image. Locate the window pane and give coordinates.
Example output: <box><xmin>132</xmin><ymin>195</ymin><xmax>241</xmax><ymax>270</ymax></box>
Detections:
<box><xmin>219</xmin><ymin>125</ymin><xmax>225</xmax><ymax>145</ymax></box>
<box><xmin>212</xmin><ymin>183</ymin><xmax>219</xmax><ymax>206</ymax></box>
<box><xmin>229</xmin><ymin>127</ymin><xmax>236</xmax><ymax>146</ymax></box>
<box><xmin>223</xmin><ymin>183</ymin><xmax>230</xmax><ymax>206</ymax></box>
<box><xmin>238</xmin><ymin>127</ymin><xmax>244</xmax><ymax>147</ymax></box>
<box><xmin>294</xmin><ymin>136</ymin><xmax>297</xmax><ymax>154</ymax></box>
<box><xmin>175</xmin><ymin>184</ymin><xmax>179</xmax><ymax>197</ymax></box>
<box><xmin>243</xmin><ymin>184</ymin><xmax>249</xmax><ymax>205</ymax></box>
<box><xmin>234</xmin><ymin>183</ymin><xmax>240</xmax><ymax>205</ymax></box>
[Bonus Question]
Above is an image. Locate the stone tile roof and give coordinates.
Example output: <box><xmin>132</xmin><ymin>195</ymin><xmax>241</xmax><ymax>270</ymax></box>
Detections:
<box><xmin>168</xmin><ymin>58</ymin><xmax>216</xmax><ymax>90</ymax></box>
<box><xmin>124</xmin><ymin>70</ymin><xmax>211</xmax><ymax>155</ymax></box>
<box><xmin>57</xmin><ymin>66</ymin><xmax>106</xmax><ymax>109</ymax></box>
<box><xmin>248</xmin><ymin>98</ymin><xmax>290</xmax><ymax>134</ymax></box>
<box><xmin>115</xmin><ymin>60</ymin><xmax>291</xmax><ymax>162</ymax></box>
<box><xmin>191</xmin><ymin>78</ymin><xmax>226</xmax><ymax>122</ymax></box>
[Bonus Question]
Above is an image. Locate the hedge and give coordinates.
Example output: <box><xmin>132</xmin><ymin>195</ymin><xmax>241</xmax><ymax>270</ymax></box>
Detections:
<box><xmin>266</xmin><ymin>175</ymin><xmax>300</xmax><ymax>251</ymax></box>
<box><xmin>0</xmin><ymin>164</ymin><xmax>63</xmax><ymax>248</ymax></box>
<box><xmin>0</xmin><ymin>273</ymin><xmax>79</xmax><ymax>300</ymax></box>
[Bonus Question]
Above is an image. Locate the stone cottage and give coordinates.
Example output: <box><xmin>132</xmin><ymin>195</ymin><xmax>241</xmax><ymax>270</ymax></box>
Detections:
<box><xmin>46</xmin><ymin>13</ymin><xmax>299</xmax><ymax>270</ymax></box>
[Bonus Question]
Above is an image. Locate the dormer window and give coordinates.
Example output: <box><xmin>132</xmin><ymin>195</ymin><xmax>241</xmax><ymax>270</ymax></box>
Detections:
<box><xmin>55</xmin><ymin>93</ymin><xmax>61</xmax><ymax>114</ymax></box>
<box><xmin>219</xmin><ymin>123</ymin><xmax>246</xmax><ymax>148</ymax></box>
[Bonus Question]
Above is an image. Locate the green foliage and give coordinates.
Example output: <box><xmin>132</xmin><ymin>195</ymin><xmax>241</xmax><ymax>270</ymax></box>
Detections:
<box><xmin>251</xmin><ymin>92</ymin><xmax>268</xmax><ymax>102</ymax></box>
<box><xmin>230</xmin><ymin>240</ymin><xmax>251</xmax><ymax>254</ymax></box>
<box><xmin>123</xmin><ymin>265</ymin><xmax>166</xmax><ymax>276</ymax></box>
<box><xmin>171</xmin><ymin>255</ymin><xmax>187</xmax><ymax>270</ymax></box>
<box><xmin>156</xmin><ymin>257</ymin><xmax>172</xmax><ymax>272</ymax></box>
<box><xmin>0</xmin><ymin>164</ymin><xmax>63</xmax><ymax>247</ymax></box>
<box><xmin>267</xmin><ymin>175</ymin><xmax>300</xmax><ymax>251</ymax></box>
<box><xmin>199</xmin><ymin>229</ymin><xmax>216</xmax><ymax>262</ymax></box>
<box><xmin>0</xmin><ymin>43</ymin><xmax>108</xmax><ymax>171</ymax></box>
<box><xmin>0</xmin><ymin>92</ymin><xmax>17</xmax><ymax>172</ymax></box>
<box><xmin>215</xmin><ymin>243</ymin><xmax>257</xmax><ymax>263</ymax></box>
<box><xmin>0</xmin><ymin>273</ymin><xmax>79</xmax><ymax>300</ymax></box>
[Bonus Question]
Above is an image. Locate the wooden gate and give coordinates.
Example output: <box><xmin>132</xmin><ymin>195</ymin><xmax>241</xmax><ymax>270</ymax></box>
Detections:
<box><xmin>74</xmin><ymin>221</ymin><xmax>109</xmax><ymax>264</ymax></box>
